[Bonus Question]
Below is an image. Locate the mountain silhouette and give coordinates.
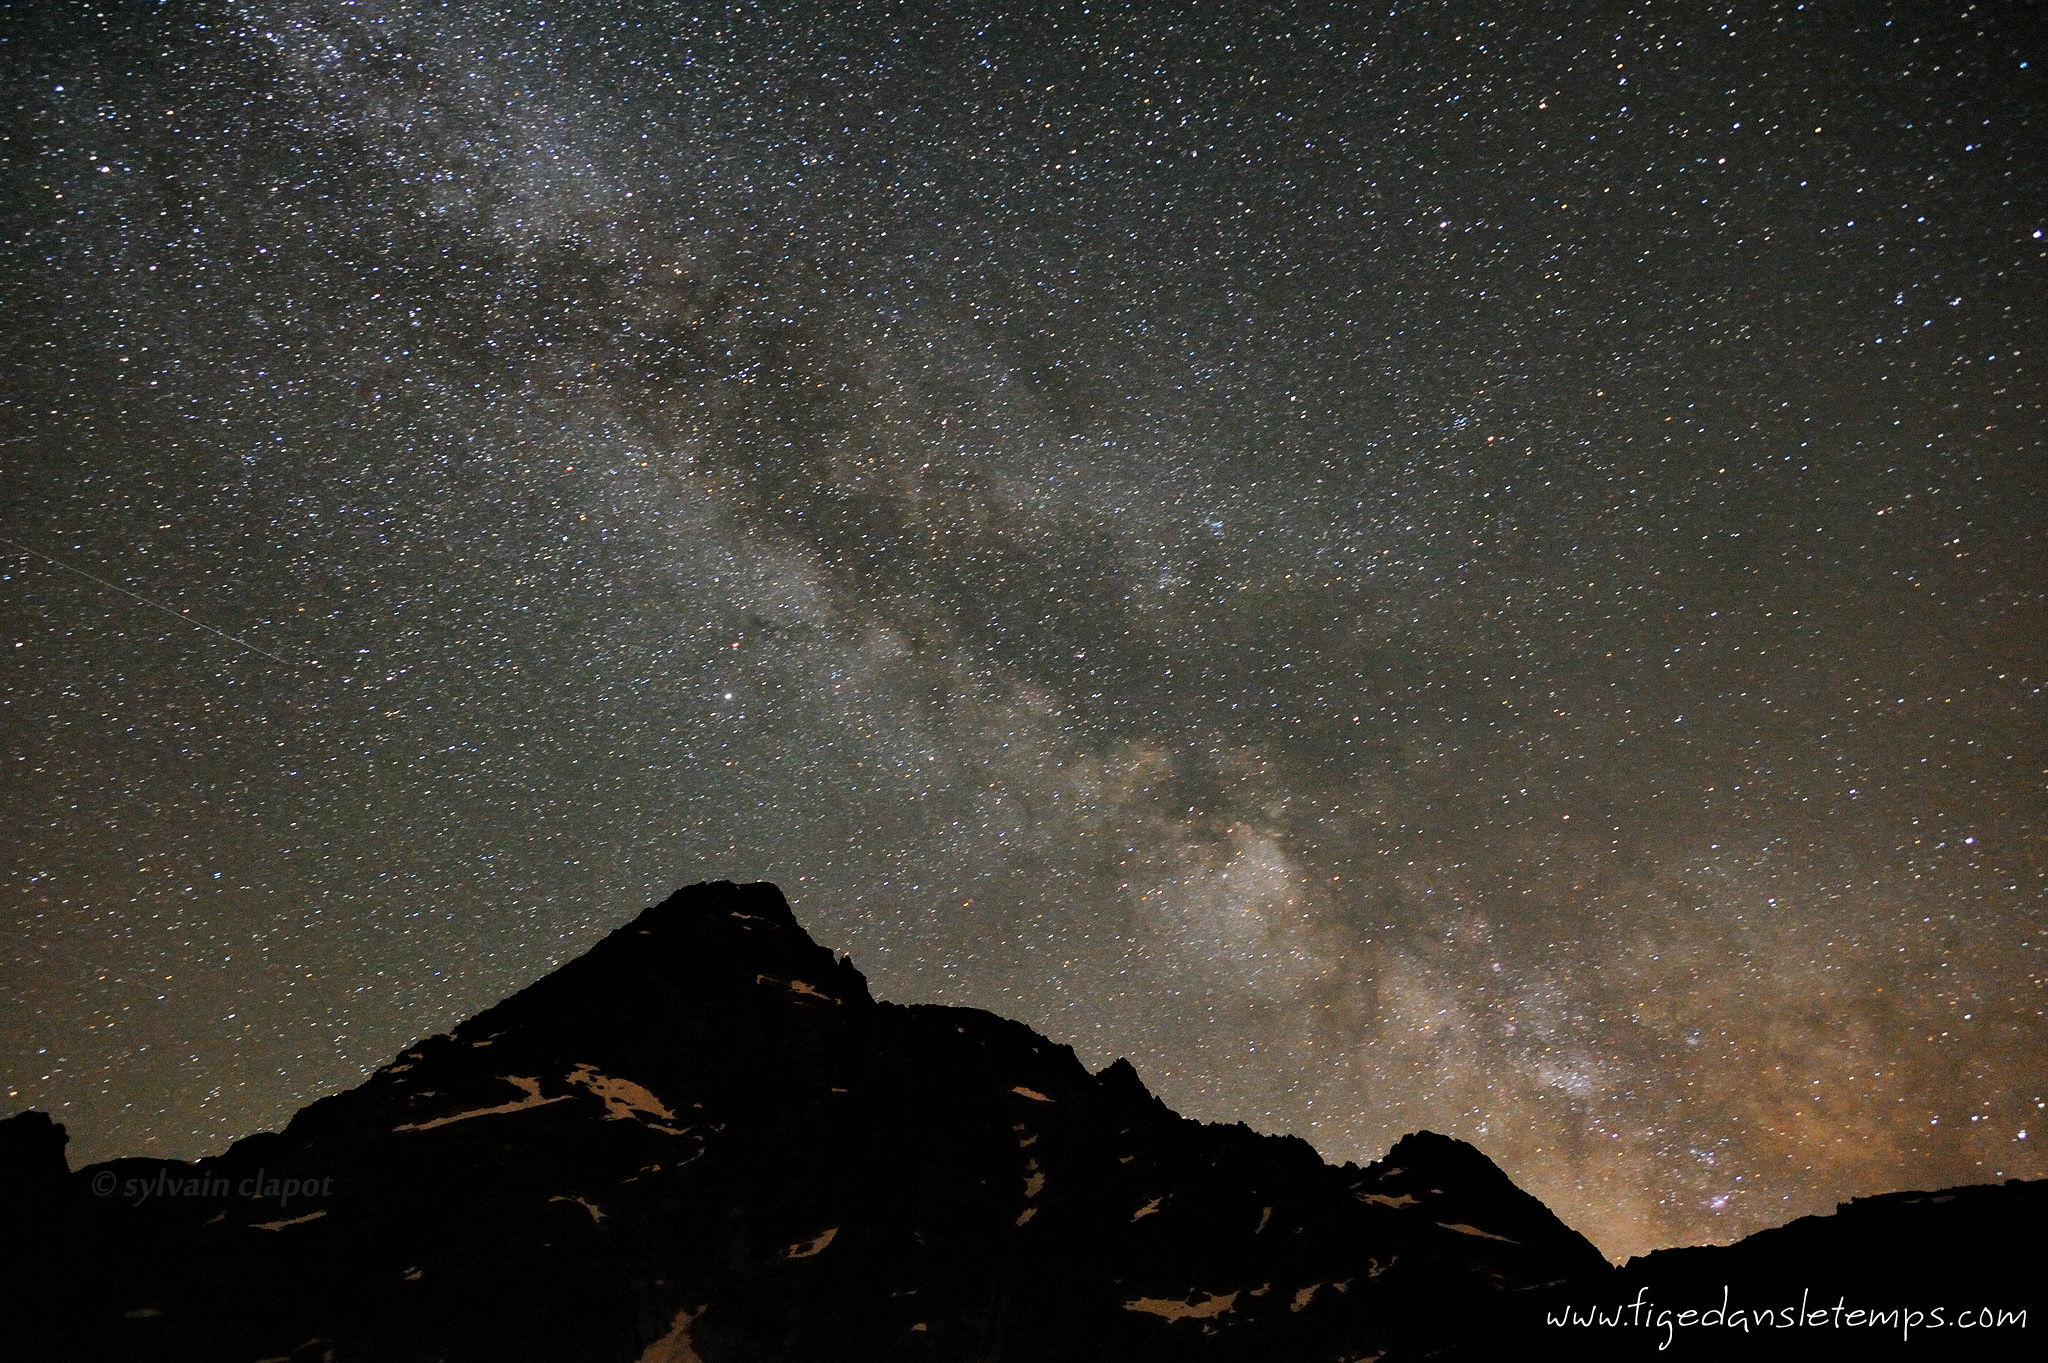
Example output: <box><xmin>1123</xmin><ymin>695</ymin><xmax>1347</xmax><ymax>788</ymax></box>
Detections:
<box><xmin>2</xmin><ymin>880</ymin><xmax>2038</xmax><ymax>1360</ymax></box>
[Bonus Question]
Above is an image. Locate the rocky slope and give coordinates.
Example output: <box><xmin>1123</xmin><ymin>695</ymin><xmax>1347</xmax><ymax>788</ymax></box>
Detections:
<box><xmin>3</xmin><ymin>880</ymin><xmax>1605</xmax><ymax>1361</ymax></box>
<box><xmin>4</xmin><ymin>879</ymin><xmax>2038</xmax><ymax>1360</ymax></box>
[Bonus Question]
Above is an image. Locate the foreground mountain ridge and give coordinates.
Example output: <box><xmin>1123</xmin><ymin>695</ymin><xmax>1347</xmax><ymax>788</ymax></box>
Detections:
<box><xmin>3</xmin><ymin>879</ymin><xmax>2040</xmax><ymax>1360</ymax></box>
<box><xmin>5</xmin><ymin>881</ymin><xmax>1607</xmax><ymax>1361</ymax></box>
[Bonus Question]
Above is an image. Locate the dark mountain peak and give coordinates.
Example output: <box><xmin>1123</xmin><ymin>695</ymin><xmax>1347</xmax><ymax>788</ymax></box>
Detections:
<box><xmin>1351</xmin><ymin>1128</ymin><xmax>1587</xmax><ymax>1258</ymax></box>
<box><xmin>1092</xmin><ymin>1054</ymin><xmax>1170</xmax><ymax>1112</ymax></box>
<box><xmin>1379</xmin><ymin>1128</ymin><xmax>1468</xmax><ymax>1164</ymax></box>
<box><xmin>0</xmin><ymin>1108</ymin><xmax>71</xmax><ymax>1214</ymax></box>
<box><xmin>2</xmin><ymin>881</ymin><xmax>1615</xmax><ymax>1360</ymax></box>
<box><xmin>1372</xmin><ymin>1127</ymin><xmax>1502</xmax><ymax>1189</ymax></box>
<box><xmin>10</xmin><ymin>880</ymin><xmax>2040</xmax><ymax>1358</ymax></box>
<box><xmin>454</xmin><ymin>878</ymin><xmax>874</xmax><ymax>1037</ymax></box>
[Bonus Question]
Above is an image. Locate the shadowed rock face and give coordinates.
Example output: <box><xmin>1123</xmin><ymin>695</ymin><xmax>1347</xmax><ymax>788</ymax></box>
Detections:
<box><xmin>2</xmin><ymin>880</ymin><xmax>1610</xmax><ymax>1362</ymax></box>
<box><xmin>10</xmin><ymin>880</ymin><xmax>2040</xmax><ymax>1361</ymax></box>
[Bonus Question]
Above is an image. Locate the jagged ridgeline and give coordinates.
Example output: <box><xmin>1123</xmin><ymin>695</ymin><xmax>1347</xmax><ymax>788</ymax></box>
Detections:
<box><xmin>3</xmin><ymin>881</ymin><xmax>2039</xmax><ymax>1361</ymax></box>
<box><xmin>5</xmin><ymin>881</ymin><xmax>1603</xmax><ymax>1361</ymax></box>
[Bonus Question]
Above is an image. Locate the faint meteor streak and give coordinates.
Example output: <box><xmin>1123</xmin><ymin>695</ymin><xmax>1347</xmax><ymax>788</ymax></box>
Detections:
<box><xmin>0</xmin><ymin>533</ymin><xmax>314</xmax><ymax>669</ymax></box>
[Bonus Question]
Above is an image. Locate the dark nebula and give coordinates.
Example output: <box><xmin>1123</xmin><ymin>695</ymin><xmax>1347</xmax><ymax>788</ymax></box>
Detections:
<box><xmin>3</xmin><ymin>1</ymin><xmax>2041</xmax><ymax>1259</ymax></box>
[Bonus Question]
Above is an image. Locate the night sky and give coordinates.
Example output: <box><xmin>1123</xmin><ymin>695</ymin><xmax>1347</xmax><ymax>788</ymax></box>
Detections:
<box><xmin>4</xmin><ymin>1</ymin><xmax>2043</xmax><ymax>1261</ymax></box>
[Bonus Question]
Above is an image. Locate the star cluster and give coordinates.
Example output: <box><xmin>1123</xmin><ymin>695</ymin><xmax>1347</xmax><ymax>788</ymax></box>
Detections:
<box><xmin>3</xmin><ymin>1</ymin><xmax>2042</xmax><ymax>1259</ymax></box>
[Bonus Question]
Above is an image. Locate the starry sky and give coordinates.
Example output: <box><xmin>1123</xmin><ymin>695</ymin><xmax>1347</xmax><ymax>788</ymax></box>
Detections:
<box><xmin>3</xmin><ymin>0</ymin><xmax>2043</xmax><ymax>1260</ymax></box>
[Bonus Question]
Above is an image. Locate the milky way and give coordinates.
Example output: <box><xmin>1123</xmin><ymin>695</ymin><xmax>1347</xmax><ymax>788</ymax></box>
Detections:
<box><xmin>4</xmin><ymin>1</ymin><xmax>2042</xmax><ymax>1259</ymax></box>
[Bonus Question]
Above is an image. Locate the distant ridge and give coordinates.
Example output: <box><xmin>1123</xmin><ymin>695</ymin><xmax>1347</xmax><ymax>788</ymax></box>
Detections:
<box><xmin>2</xmin><ymin>880</ymin><xmax>2038</xmax><ymax>1360</ymax></box>
<box><xmin>1560</xmin><ymin>1177</ymin><xmax>2045</xmax><ymax>1360</ymax></box>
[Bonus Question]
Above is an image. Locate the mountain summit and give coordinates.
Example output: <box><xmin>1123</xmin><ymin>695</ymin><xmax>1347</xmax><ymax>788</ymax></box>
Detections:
<box><xmin>12</xmin><ymin>880</ymin><xmax>2040</xmax><ymax>1360</ymax></box>
<box><xmin>6</xmin><ymin>880</ymin><xmax>1610</xmax><ymax>1361</ymax></box>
